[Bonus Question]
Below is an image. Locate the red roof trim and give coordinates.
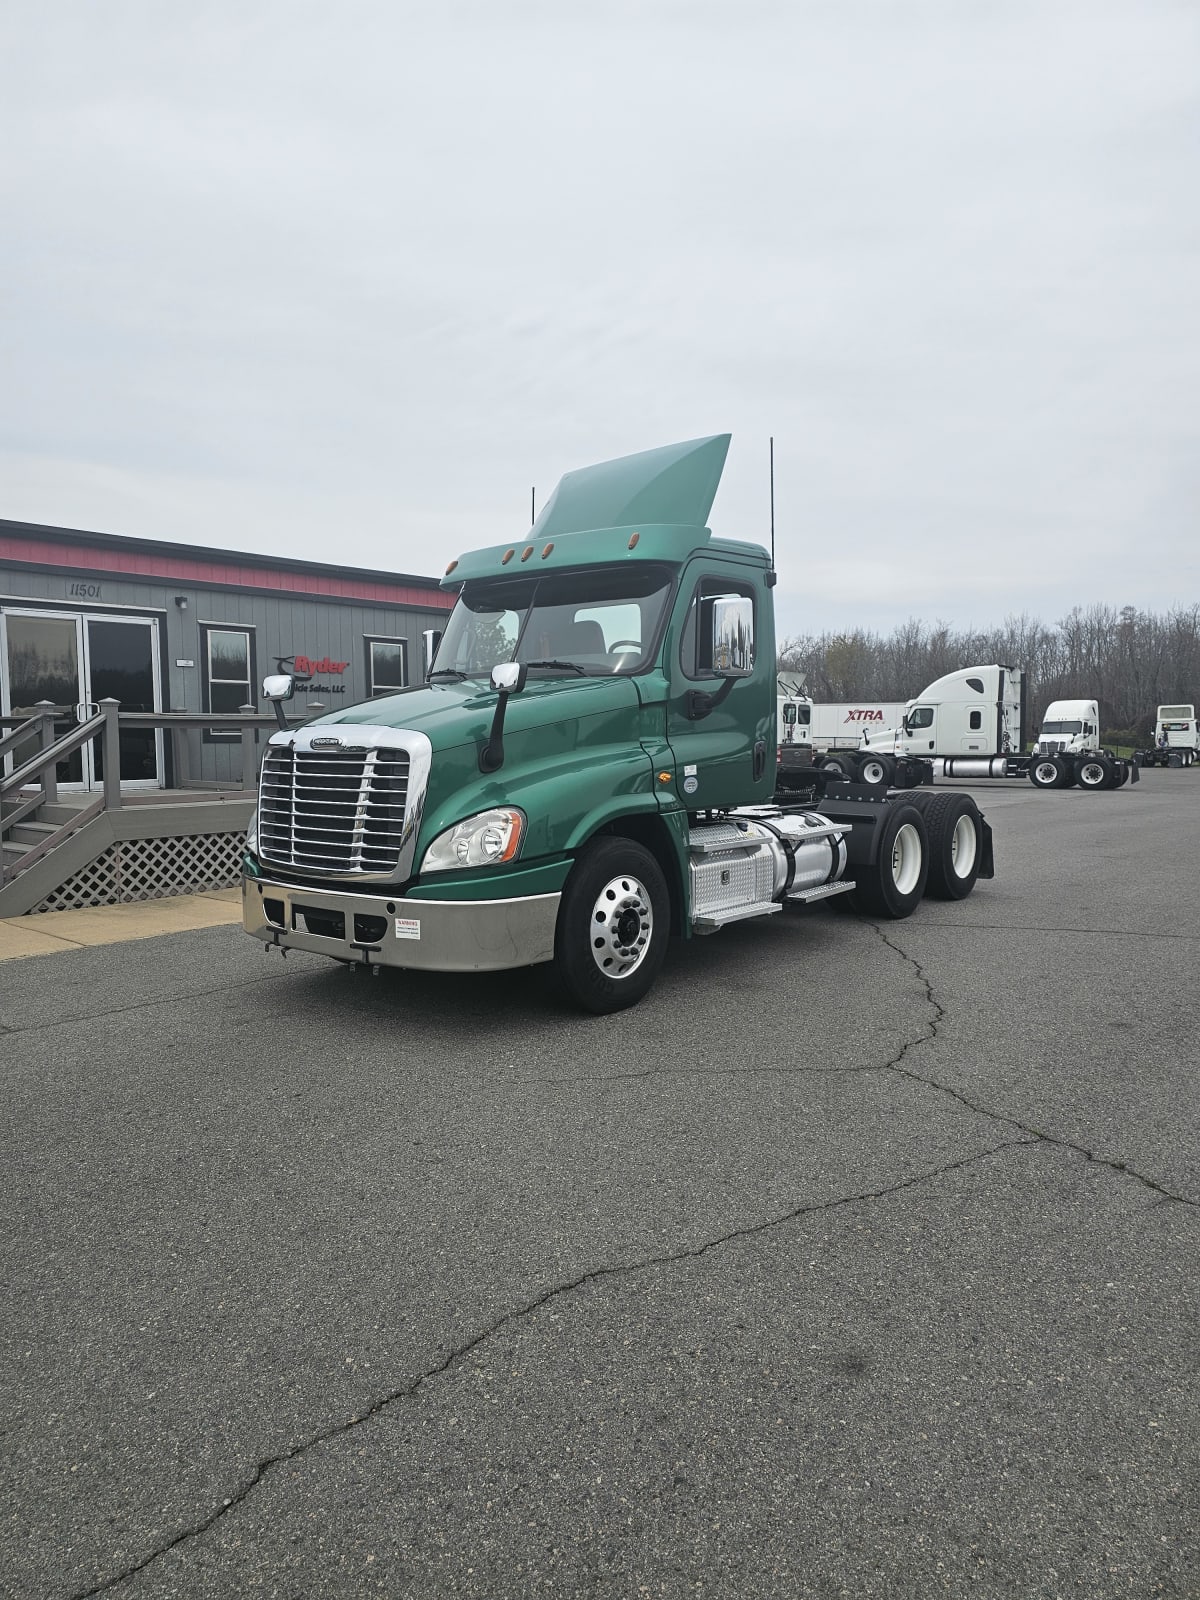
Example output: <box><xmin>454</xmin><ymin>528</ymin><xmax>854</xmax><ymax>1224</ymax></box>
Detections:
<box><xmin>0</xmin><ymin>533</ymin><xmax>456</xmax><ymax>611</ymax></box>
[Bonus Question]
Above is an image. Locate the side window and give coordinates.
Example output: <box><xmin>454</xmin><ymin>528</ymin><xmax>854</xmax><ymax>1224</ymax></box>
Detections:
<box><xmin>969</xmin><ymin>710</ymin><xmax>982</xmax><ymax>730</ymax></box>
<box><xmin>366</xmin><ymin>636</ymin><xmax>407</xmax><ymax>696</ymax></box>
<box><xmin>908</xmin><ymin>706</ymin><xmax>934</xmax><ymax>730</ymax></box>
<box><xmin>782</xmin><ymin>702</ymin><xmax>797</xmax><ymax>726</ymax></box>
<box><xmin>680</xmin><ymin>576</ymin><xmax>756</xmax><ymax>680</ymax></box>
<box><xmin>202</xmin><ymin>625</ymin><xmax>255</xmax><ymax>742</ymax></box>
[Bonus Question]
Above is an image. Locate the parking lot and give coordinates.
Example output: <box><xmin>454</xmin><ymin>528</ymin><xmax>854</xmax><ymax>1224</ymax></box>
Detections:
<box><xmin>2</xmin><ymin>771</ymin><xmax>1197</xmax><ymax>1599</ymax></box>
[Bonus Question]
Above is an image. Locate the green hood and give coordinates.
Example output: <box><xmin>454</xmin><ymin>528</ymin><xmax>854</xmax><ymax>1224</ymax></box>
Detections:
<box><xmin>314</xmin><ymin>674</ymin><xmax>641</xmax><ymax>751</ymax></box>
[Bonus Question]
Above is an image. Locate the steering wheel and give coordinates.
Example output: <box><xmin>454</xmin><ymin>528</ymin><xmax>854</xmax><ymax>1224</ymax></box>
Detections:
<box><xmin>609</xmin><ymin>640</ymin><xmax>641</xmax><ymax>651</ymax></box>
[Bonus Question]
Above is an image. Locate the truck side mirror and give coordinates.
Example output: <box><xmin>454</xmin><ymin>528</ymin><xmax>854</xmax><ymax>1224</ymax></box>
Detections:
<box><xmin>710</xmin><ymin>596</ymin><xmax>754</xmax><ymax>677</ymax></box>
<box><xmin>490</xmin><ymin>662</ymin><xmax>528</xmax><ymax>695</ymax></box>
<box><xmin>262</xmin><ymin>673</ymin><xmax>294</xmax><ymax>730</ymax></box>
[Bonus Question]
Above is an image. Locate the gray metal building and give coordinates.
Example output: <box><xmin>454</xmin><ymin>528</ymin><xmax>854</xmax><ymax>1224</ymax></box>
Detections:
<box><xmin>1</xmin><ymin>517</ymin><xmax>454</xmax><ymax>792</ymax></box>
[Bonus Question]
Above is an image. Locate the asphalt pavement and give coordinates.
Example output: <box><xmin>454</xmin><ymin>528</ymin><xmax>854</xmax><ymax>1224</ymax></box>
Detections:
<box><xmin>2</xmin><ymin>770</ymin><xmax>1197</xmax><ymax>1599</ymax></box>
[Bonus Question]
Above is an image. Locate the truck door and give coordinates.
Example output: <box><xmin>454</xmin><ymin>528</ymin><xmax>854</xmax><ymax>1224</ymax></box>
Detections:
<box><xmin>664</xmin><ymin>565</ymin><xmax>774</xmax><ymax>811</ymax></box>
<box><xmin>905</xmin><ymin>704</ymin><xmax>936</xmax><ymax>753</ymax></box>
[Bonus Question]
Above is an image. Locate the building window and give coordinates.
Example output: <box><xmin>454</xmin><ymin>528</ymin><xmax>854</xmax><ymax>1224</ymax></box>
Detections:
<box><xmin>366</xmin><ymin>636</ymin><xmax>407</xmax><ymax>696</ymax></box>
<box><xmin>202</xmin><ymin>625</ymin><xmax>255</xmax><ymax>740</ymax></box>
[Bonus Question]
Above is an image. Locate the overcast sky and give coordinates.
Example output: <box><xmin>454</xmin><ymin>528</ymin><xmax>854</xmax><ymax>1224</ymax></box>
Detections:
<box><xmin>2</xmin><ymin>0</ymin><xmax>1197</xmax><ymax>639</ymax></box>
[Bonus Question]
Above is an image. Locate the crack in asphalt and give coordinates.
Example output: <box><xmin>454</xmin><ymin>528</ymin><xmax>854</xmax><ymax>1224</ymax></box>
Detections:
<box><xmin>868</xmin><ymin>923</ymin><xmax>1197</xmax><ymax>1210</ymax></box>
<box><xmin>68</xmin><ymin>1134</ymin><xmax>1032</xmax><ymax>1599</ymax></box>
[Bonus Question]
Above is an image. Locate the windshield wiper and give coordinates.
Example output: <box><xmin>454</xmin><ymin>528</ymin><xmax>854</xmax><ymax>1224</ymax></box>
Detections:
<box><xmin>522</xmin><ymin>659</ymin><xmax>587</xmax><ymax>676</ymax></box>
<box><xmin>427</xmin><ymin>668</ymin><xmax>469</xmax><ymax>681</ymax></box>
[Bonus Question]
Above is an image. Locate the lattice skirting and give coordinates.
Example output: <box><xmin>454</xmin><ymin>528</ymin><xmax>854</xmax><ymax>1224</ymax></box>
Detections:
<box><xmin>27</xmin><ymin>832</ymin><xmax>247</xmax><ymax>914</ymax></box>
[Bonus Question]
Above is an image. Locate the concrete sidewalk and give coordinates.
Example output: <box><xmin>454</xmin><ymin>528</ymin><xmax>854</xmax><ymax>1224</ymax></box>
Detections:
<box><xmin>0</xmin><ymin>888</ymin><xmax>242</xmax><ymax>961</ymax></box>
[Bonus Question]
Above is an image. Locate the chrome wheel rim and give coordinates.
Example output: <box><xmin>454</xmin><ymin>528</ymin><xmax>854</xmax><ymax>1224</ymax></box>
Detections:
<box><xmin>589</xmin><ymin>874</ymin><xmax>655</xmax><ymax>979</ymax></box>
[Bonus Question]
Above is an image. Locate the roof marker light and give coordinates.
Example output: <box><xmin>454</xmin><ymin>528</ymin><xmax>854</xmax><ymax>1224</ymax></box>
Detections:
<box><xmin>628</xmin><ymin>532</ymin><xmax>640</xmax><ymax>549</ymax></box>
<box><xmin>444</xmin><ymin>559</ymin><xmax>459</xmax><ymax>575</ymax></box>
<box><xmin>542</xmin><ymin>543</ymin><xmax>554</xmax><ymax>558</ymax></box>
<box><xmin>501</xmin><ymin>549</ymin><xmax>515</xmax><ymax>565</ymax></box>
<box><xmin>520</xmin><ymin>545</ymin><xmax>535</xmax><ymax>562</ymax></box>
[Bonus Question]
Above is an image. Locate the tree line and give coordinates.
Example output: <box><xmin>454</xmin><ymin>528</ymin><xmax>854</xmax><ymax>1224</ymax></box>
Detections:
<box><xmin>777</xmin><ymin>604</ymin><xmax>1200</xmax><ymax>742</ymax></box>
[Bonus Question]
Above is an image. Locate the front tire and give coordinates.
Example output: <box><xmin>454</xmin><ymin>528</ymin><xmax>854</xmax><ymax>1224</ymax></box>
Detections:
<box><xmin>848</xmin><ymin>803</ymin><xmax>929</xmax><ymax>919</ymax></box>
<box><xmin>554</xmin><ymin>838</ymin><xmax>670</xmax><ymax>1013</ymax></box>
<box><xmin>858</xmin><ymin>754</ymin><xmax>893</xmax><ymax>788</ymax></box>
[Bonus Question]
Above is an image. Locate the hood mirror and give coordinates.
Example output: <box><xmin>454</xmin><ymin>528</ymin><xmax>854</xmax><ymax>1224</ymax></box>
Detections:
<box><xmin>490</xmin><ymin>661</ymin><xmax>528</xmax><ymax>694</ymax></box>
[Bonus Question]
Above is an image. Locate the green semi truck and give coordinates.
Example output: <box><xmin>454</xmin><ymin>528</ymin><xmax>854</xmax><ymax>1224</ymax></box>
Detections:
<box><xmin>242</xmin><ymin>435</ymin><xmax>993</xmax><ymax>1011</ymax></box>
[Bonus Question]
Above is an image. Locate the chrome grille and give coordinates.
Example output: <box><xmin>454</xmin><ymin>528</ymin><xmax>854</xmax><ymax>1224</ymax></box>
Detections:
<box><xmin>258</xmin><ymin>745</ymin><xmax>411</xmax><ymax>875</ymax></box>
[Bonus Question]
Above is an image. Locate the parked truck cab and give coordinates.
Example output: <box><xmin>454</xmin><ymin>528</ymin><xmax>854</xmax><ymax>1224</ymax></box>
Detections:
<box><xmin>242</xmin><ymin>436</ymin><xmax>994</xmax><ymax>1010</ymax></box>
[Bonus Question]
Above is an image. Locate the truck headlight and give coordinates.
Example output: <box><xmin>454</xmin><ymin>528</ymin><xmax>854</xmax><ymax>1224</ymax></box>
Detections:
<box><xmin>245</xmin><ymin>808</ymin><xmax>258</xmax><ymax>855</ymax></box>
<box><xmin>420</xmin><ymin>807</ymin><xmax>526</xmax><ymax>873</ymax></box>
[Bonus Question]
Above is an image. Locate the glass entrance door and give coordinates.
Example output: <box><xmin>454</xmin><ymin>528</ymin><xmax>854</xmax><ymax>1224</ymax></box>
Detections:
<box><xmin>1</xmin><ymin>609</ymin><xmax>163</xmax><ymax>790</ymax></box>
<box><xmin>0</xmin><ymin>610</ymin><xmax>86</xmax><ymax>785</ymax></box>
<box><xmin>85</xmin><ymin>617</ymin><xmax>162</xmax><ymax>788</ymax></box>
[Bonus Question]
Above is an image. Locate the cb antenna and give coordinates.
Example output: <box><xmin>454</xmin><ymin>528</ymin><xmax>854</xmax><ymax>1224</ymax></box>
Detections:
<box><xmin>769</xmin><ymin>436</ymin><xmax>776</xmax><ymax>580</ymax></box>
<box><xmin>531</xmin><ymin>487</ymin><xmax>536</xmax><ymax>526</ymax></box>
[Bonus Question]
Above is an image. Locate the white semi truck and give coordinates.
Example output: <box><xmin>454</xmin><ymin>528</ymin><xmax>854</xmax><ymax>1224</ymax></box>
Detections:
<box><xmin>831</xmin><ymin>665</ymin><xmax>1137</xmax><ymax>791</ymax></box>
<box><xmin>1136</xmin><ymin>704</ymin><xmax>1198</xmax><ymax>768</ymax></box>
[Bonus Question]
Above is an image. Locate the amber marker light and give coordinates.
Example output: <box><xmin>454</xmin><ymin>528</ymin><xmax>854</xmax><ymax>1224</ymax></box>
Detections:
<box><xmin>542</xmin><ymin>543</ymin><xmax>555</xmax><ymax>558</ymax></box>
<box><xmin>444</xmin><ymin>559</ymin><xmax>459</xmax><ymax>575</ymax></box>
<box><xmin>520</xmin><ymin>545</ymin><xmax>535</xmax><ymax>561</ymax></box>
<box><xmin>627</xmin><ymin>532</ymin><xmax>640</xmax><ymax>549</ymax></box>
<box><xmin>657</xmin><ymin>771</ymin><xmax>672</xmax><ymax>783</ymax></box>
<box><xmin>501</xmin><ymin>549</ymin><xmax>515</xmax><ymax>564</ymax></box>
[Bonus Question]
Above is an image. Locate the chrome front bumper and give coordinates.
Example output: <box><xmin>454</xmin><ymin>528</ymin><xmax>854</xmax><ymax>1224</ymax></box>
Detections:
<box><xmin>242</xmin><ymin>876</ymin><xmax>561</xmax><ymax>971</ymax></box>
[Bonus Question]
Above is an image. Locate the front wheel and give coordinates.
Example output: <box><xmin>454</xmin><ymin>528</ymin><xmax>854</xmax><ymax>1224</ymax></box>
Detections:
<box><xmin>857</xmin><ymin>754</ymin><xmax>893</xmax><ymax>788</ymax></box>
<box><xmin>554</xmin><ymin>838</ymin><xmax>670</xmax><ymax>1013</ymax></box>
<box><xmin>848</xmin><ymin>803</ymin><xmax>929</xmax><ymax>919</ymax></box>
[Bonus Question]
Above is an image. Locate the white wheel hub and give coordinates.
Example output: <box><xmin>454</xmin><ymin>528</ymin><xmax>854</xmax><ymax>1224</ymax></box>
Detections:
<box><xmin>950</xmin><ymin>814</ymin><xmax>977</xmax><ymax>879</ymax></box>
<box><xmin>890</xmin><ymin>823</ymin><xmax>923</xmax><ymax>896</ymax></box>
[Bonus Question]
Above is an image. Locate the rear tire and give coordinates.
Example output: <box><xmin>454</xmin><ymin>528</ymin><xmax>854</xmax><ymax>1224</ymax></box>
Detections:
<box><xmin>554</xmin><ymin>838</ymin><xmax>670</xmax><ymax>1014</ymax></box>
<box><xmin>848</xmin><ymin>803</ymin><xmax>929</xmax><ymax>919</ymax></box>
<box><xmin>896</xmin><ymin>790</ymin><xmax>983</xmax><ymax>900</ymax></box>
<box><xmin>821</xmin><ymin>753</ymin><xmax>856</xmax><ymax>781</ymax></box>
<box><xmin>1029</xmin><ymin>756</ymin><xmax>1067</xmax><ymax>789</ymax></box>
<box><xmin>1076</xmin><ymin>756</ymin><xmax>1113</xmax><ymax>790</ymax></box>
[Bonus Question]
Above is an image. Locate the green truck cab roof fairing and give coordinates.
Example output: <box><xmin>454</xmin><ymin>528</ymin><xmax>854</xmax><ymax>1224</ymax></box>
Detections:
<box><xmin>441</xmin><ymin>433</ymin><xmax>740</xmax><ymax>588</ymax></box>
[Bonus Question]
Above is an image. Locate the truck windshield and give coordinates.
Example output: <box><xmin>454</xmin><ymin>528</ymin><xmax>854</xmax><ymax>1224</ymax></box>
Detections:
<box><xmin>1040</xmin><ymin>720</ymin><xmax>1082</xmax><ymax>735</ymax></box>
<box><xmin>433</xmin><ymin>565</ymin><xmax>675</xmax><ymax>678</ymax></box>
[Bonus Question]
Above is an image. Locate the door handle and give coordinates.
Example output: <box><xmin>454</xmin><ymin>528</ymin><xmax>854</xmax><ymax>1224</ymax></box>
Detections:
<box><xmin>753</xmin><ymin>739</ymin><xmax>767</xmax><ymax>780</ymax></box>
